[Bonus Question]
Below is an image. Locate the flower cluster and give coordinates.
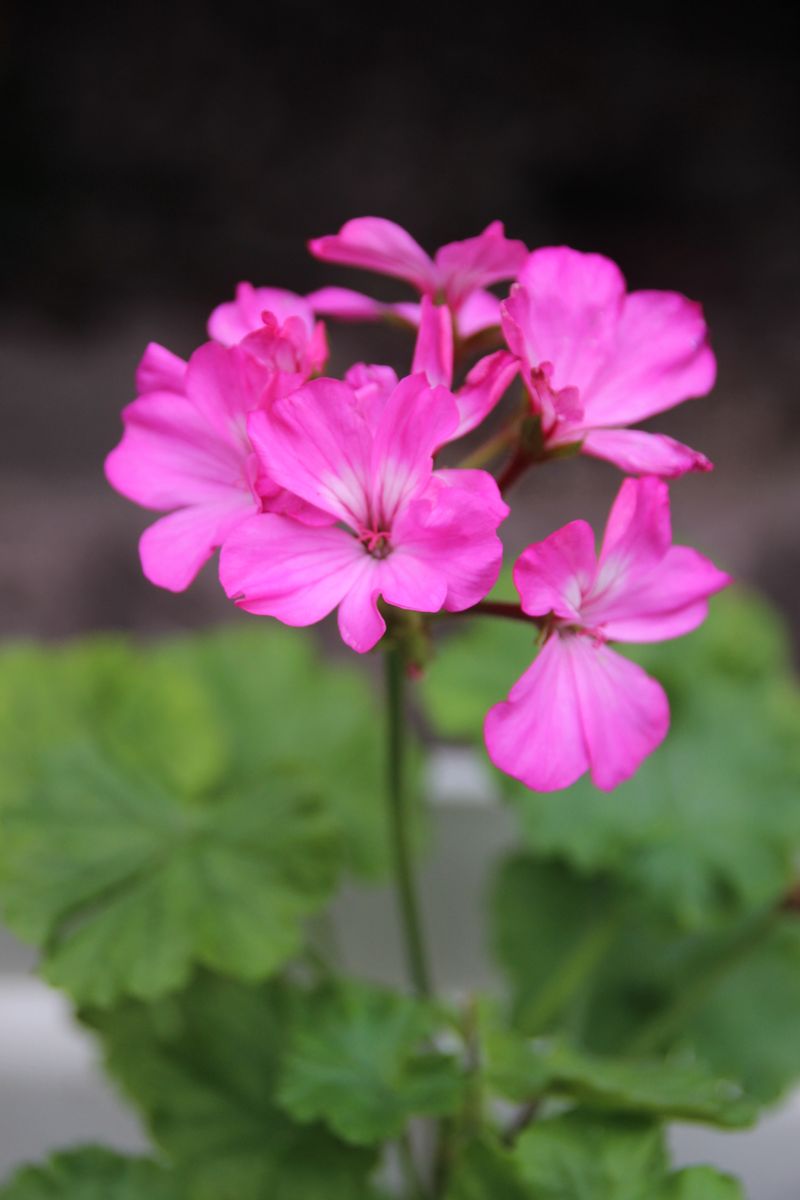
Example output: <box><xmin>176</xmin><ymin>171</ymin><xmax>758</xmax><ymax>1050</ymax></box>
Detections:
<box><xmin>106</xmin><ymin>218</ymin><xmax>729</xmax><ymax>792</ymax></box>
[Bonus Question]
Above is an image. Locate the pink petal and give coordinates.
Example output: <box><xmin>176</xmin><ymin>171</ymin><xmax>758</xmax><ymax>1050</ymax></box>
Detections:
<box><xmin>184</xmin><ymin>341</ymin><xmax>269</xmax><ymax>440</ymax></box>
<box><xmin>256</xmin><ymin>474</ymin><xmax>336</xmax><ymax>528</ymax></box>
<box><xmin>208</xmin><ymin>283</ymin><xmax>314</xmax><ymax>345</ymax></box>
<box><xmin>238</xmin><ymin>316</ymin><xmax>328</xmax><ymax>389</ymax></box>
<box><xmin>484</xmin><ymin>634</ymin><xmax>590</xmax><ymax>791</ymax></box>
<box><xmin>220</xmin><ymin>513</ymin><xmax>370</xmax><ymax>628</ymax></box>
<box><xmin>455</xmin><ymin>289</ymin><xmax>503</xmax><ymax>338</ymax></box>
<box><xmin>306</xmin><ymin>286</ymin><xmax>390</xmax><ymax>322</ymax></box>
<box><xmin>135</xmin><ymin>343</ymin><xmax>187</xmax><ymax>394</ymax></box>
<box><xmin>578</xmin><ymin>477</ymin><xmax>731</xmax><ymax>640</ymax></box>
<box><xmin>139</xmin><ymin>497</ymin><xmax>254</xmax><ymax>592</ymax></box>
<box><xmin>567</xmin><ymin>637</ymin><xmax>669</xmax><ymax>790</ymax></box>
<box><xmin>374</xmin><ymin>546</ymin><xmax>448</xmax><ymax>614</ymax></box>
<box><xmin>580</xmin><ymin>429</ymin><xmax>712</xmax><ymax>477</ymax></box>
<box><xmin>345</xmin><ymin>363</ymin><xmax>399</xmax><ymax>428</ymax></box>
<box><xmin>581</xmin><ymin>290</ymin><xmax>716</xmax><ymax>427</ymax></box>
<box><xmin>513</xmin><ymin>521</ymin><xmax>597</xmax><ymax>622</ymax></box>
<box><xmin>369</xmin><ymin>376</ymin><xmax>459</xmax><ymax>523</ymax></box>
<box><xmin>593</xmin><ymin>476</ymin><xmax>672</xmax><ymax>591</ymax></box>
<box><xmin>248</xmin><ymin>379</ymin><xmax>373</xmax><ymax>528</ymax></box>
<box><xmin>393</xmin><ymin>478</ymin><xmax>506</xmax><ymax>611</ymax></box>
<box><xmin>412</xmin><ymin>296</ymin><xmax>454</xmax><ymax>388</ymax></box>
<box><xmin>434</xmin><ymin>221</ymin><xmax>528</xmax><ymax>308</ymax></box>
<box><xmin>105</xmin><ymin>390</ymin><xmax>245</xmax><ymax>511</ymax></box>
<box><xmin>592</xmin><ymin>546</ymin><xmax>732</xmax><ymax>642</ymax></box>
<box><xmin>391</xmin><ymin>301</ymin><xmax>423</xmax><ymax>326</ymax></box>
<box><xmin>508</xmin><ymin>247</ymin><xmax>626</xmax><ymax>394</ymax></box>
<box><xmin>309</xmin><ymin>218</ymin><xmax>437</xmax><ymax>293</ymax></box>
<box><xmin>451</xmin><ymin>350</ymin><xmax>518</xmax><ymax>439</ymax></box>
<box><xmin>336</xmin><ymin>572</ymin><xmax>387</xmax><ymax>653</ymax></box>
<box><xmin>433</xmin><ymin>468</ymin><xmax>510</xmax><ymax>527</ymax></box>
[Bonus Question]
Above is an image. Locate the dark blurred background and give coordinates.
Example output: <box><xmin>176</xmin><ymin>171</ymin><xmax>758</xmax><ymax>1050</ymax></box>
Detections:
<box><xmin>2</xmin><ymin>4</ymin><xmax>799</xmax><ymax>644</ymax></box>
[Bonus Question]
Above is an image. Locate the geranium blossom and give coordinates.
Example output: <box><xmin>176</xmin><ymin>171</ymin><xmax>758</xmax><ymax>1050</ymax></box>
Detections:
<box><xmin>219</xmin><ymin>373</ymin><xmax>508</xmax><ymax>652</ymax></box>
<box><xmin>207</xmin><ymin>283</ymin><xmax>328</xmax><ymax>374</ymax></box>
<box><xmin>501</xmin><ymin>246</ymin><xmax>716</xmax><ymax>477</ymax></box>
<box><xmin>104</xmin><ymin>321</ymin><xmax>327</xmax><ymax>592</ymax></box>
<box><xmin>484</xmin><ymin>477</ymin><xmax>730</xmax><ymax>791</ymax></box>
<box><xmin>307</xmin><ymin>217</ymin><xmax>528</xmax><ymax>338</ymax></box>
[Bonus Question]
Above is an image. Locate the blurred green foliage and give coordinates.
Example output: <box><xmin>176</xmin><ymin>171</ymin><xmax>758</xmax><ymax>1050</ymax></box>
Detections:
<box><xmin>0</xmin><ymin>589</ymin><xmax>797</xmax><ymax>1196</ymax></box>
<box><xmin>0</xmin><ymin>627</ymin><xmax>398</xmax><ymax>1006</ymax></box>
<box><xmin>277</xmin><ymin>980</ymin><xmax>464</xmax><ymax>1144</ymax></box>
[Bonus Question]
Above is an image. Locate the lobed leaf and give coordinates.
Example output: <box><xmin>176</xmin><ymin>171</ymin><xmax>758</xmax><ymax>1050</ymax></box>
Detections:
<box><xmin>484</xmin><ymin>1024</ymin><xmax>755</xmax><ymax>1128</ymax></box>
<box><xmin>86</xmin><ymin>972</ymin><xmax>379</xmax><ymax>1200</ymax></box>
<box><xmin>276</xmin><ymin>981</ymin><xmax>464</xmax><ymax>1144</ymax></box>
<box><xmin>513</xmin><ymin>1112</ymin><xmax>668</xmax><ymax>1200</ymax></box>
<box><xmin>444</xmin><ymin>1137</ymin><xmax>532</xmax><ymax>1199</ymax></box>
<box><xmin>0</xmin><ymin>624</ymin><xmax>407</xmax><ymax>1004</ymax></box>
<box><xmin>0</xmin><ymin>742</ymin><xmax>339</xmax><ymax>1005</ymax></box>
<box><xmin>0</xmin><ymin>1147</ymin><xmax>180</xmax><ymax>1199</ymax></box>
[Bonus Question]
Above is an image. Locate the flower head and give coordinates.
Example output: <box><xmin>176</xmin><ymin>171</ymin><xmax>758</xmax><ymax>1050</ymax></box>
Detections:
<box><xmin>502</xmin><ymin>247</ymin><xmax>716</xmax><ymax>477</ymax></box>
<box><xmin>484</xmin><ymin>477</ymin><xmax>731</xmax><ymax>791</ymax></box>
<box><xmin>219</xmin><ymin>373</ymin><xmax>509</xmax><ymax>652</ymax></box>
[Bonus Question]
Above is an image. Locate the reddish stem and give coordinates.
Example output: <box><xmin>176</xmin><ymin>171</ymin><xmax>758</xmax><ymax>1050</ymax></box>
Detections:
<box><xmin>497</xmin><ymin>448</ymin><xmax>536</xmax><ymax>494</ymax></box>
<box><xmin>451</xmin><ymin>601</ymin><xmax>545</xmax><ymax>628</ymax></box>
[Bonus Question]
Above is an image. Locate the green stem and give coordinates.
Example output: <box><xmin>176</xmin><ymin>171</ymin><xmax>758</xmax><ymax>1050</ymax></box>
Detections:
<box><xmin>456</xmin><ymin>422</ymin><xmax>519</xmax><ymax>470</ymax></box>
<box><xmin>628</xmin><ymin>907</ymin><xmax>780</xmax><ymax>1056</ymax></box>
<box><xmin>385</xmin><ymin>645</ymin><xmax>432</xmax><ymax>1000</ymax></box>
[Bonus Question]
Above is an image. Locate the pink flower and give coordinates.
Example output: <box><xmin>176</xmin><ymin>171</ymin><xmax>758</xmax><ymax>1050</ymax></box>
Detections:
<box><xmin>219</xmin><ymin>373</ymin><xmax>509</xmax><ymax>652</ymax></box>
<box><xmin>410</xmin><ymin>296</ymin><xmax>519</xmax><ymax>440</ymax></box>
<box><xmin>501</xmin><ymin>247</ymin><xmax>716</xmax><ymax>477</ymax></box>
<box><xmin>207</xmin><ymin>282</ymin><xmax>328</xmax><ymax>373</ymax></box>
<box><xmin>308</xmin><ymin>217</ymin><xmax>528</xmax><ymax>338</ymax></box>
<box><xmin>105</xmin><ymin>326</ymin><xmax>326</xmax><ymax>592</ymax></box>
<box><xmin>484</xmin><ymin>477</ymin><xmax>731</xmax><ymax>791</ymax></box>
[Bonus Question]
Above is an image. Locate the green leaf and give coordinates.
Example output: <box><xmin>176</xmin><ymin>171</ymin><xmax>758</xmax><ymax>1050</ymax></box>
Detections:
<box><xmin>0</xmin><ymin>1148</ymin><xmax>180</xmax><ymax>1199</ymax></box>
<box><xmin>514</xmin><ymin>1112</ymin><xmax>668</xmax><ymax>1200</ymax></box>
<box><xmin>0</xmin><ymin>625</ymin><xmax>395</xmax><ymax>885</ymax></box>
<box><xmin>445</xmin><ymin>1137</ymin><xmax>532</xmax><ymax>1199</ymax></box>
<box><xmin>0</xmin><ymin>741</ymin><xmax>340</xmax><ymax>1005</ymax></box>
<box><xmin>583</xmin><ymin>908</ymin><xmax>800</xmax><ymax>1105</ymax></box>
<box><xmin>276</xmin><ymin>981</ymin><xmax>464</xmax><ymax>1144</ymax></box>
<box><xmin>677</xmin><ymin>917</ymin><xmax>800</xmax><ymax>1103</ymax></box>
<box><xmin>658</xmin><ymin>1167</ymin><xmax>744</xmax><ymax>1199</ymax></box>
<box><xmin>164</xmin><ymin>626</ymin><xmax>396</xmax><ymax>878</ymax></box>
<box><xmin>86</xmin><ymin>973</ymin><xmax>378</xmax><ymax>1200</ymax></box>
<box><xmin>424</xmin><ymin>589</ymin><xmax>800</xmax><ymax>928</ymax></box>
<box><xmin>490</xmin><ymin>855</ymin><xmax>623</xmax><ymax>1033</ymax></box>
<box><xmin>491</xmin><ymin>853</ymin><xmax>800</xmax><ymax>1107</ymax></box>
<box><xmin>484</xmin><ymin>1025</ymin><xmax>755</xmax><ymax>1127</ymax></box>
<box><xmin>0</xmin><ymin>622</ymin><xmax>420</xmax><ymax>1004</ymax></box>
